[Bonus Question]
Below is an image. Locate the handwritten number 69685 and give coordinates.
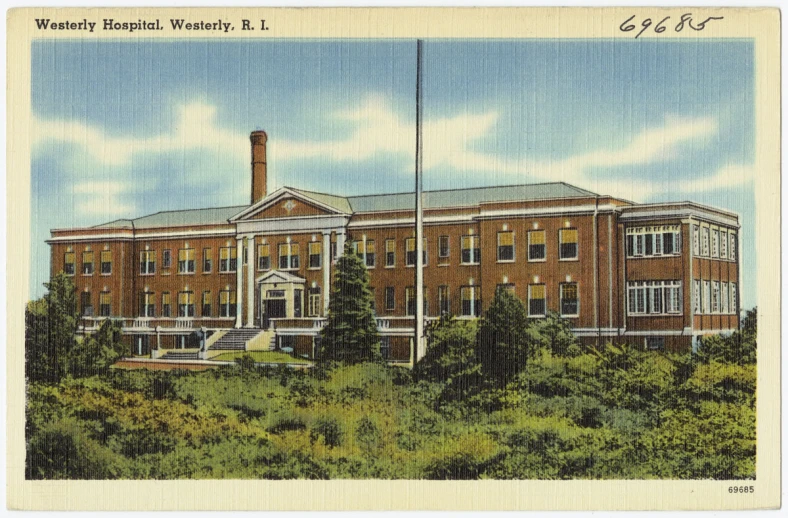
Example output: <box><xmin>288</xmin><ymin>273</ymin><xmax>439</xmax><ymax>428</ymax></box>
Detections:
<box><xmin>620</xmin><ymin>13</ymin><xmax>724</xmax><ymax>39</ymax></box>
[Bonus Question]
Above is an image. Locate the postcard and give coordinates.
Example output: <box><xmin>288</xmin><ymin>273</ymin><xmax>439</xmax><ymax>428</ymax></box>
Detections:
<box><xmin>6</xmin><ymin>6</ymin><xmax>780</xmax><ymax>511</ymax></box>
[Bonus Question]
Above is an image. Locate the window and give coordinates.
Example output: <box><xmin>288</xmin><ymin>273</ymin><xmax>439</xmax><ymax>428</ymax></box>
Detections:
<box><xmin>693</xmin><ymin>225</ymin><xmax>700</xmax><ymax>256</ymax></box>
<box><xmin>461</xmin><ymin>286</ymin><xmax>480</xmax><ymax>317</ymax></box>
<box><xmin>730</xmin><ymin>232</ymin><xmax>737</xmax><ymax>261</ymax></box>
<box><xmin>202</xmin><ymin>291</ymin><xmax>212</xmax><ymax>317</ymax></box>
<box><xmin>438</xmin><ymin>235</ymin><xmax>450</xmax><ymax>261</ymax></box>
<box><xmin>219</xmin><ymin>290</ymin><xmax>236</xmax><ymax>317</ymax></box>
<box><xmin>219</xmin><ymin>246</ymin><xmax>237</xmax><ymax>272</ymax></box>
<box><xmin>139</xmin><ymin>292</ymin><xmax>155</xmax><ymax>317</ymax></box>
<box><xmin>711</xmin><ymin>281</ymin><xmax>720</xmax><ymax>313</ymax></box>
<box><xmin>730</xmin><ymin>283</ymin><xmax>738</xmax><ymax>313</ymax></box>
<box><xmin>308</xmin><ymin>287</ymin><xmax>321</xmax><ymax>317</ymax></box>
<box><xmin>365</xmin><ymin>240</ymin><xmax>375</xmax><ymax>268</ymax></box>
<box><xmin>178</xmin><ymin>291</ymin><xmax>194</xmax><ymax>318</ymax></box>
<box><xmin>99</xmin><ymin>292</ymin><xmax>111</xmax><ymax>317</ymax></box>
<box><xmin>560</xmin><ymin>283</ymin><xmax>578</xmax><ymax>316</ymax></box>
<box><xmin>405</xmin><ymin>287</ymin><xmax>415</xmax><ymax>316</ymax></box>
<box><xmin>703</xmin><ymin>281</ymin><xmax>711</xmax><ymax>314</ymax></box>
<box><xmin>380</xmin><ymin>337</ymin><xmax>391</xmax><ymax>360</ymax></box>
<box><xmin>308</xmin><ymin>242</ymin><xmax>322</xmax><ymax>269</ymax></box>
<box><xmin>278</xmin><ymin>243</ymin><xmax>300</xmax><ymax>270</ymax></box>
<box><xmin>720</xmin><ymin>231</ymin><xmax>728</xmax><ymax>259</ymax></box>
<box><xmin>162</xmin><ymin>292</ymin><xmax>171</xmax><ymax>318</ymax></box>
<box><xmin>559</xmin><ymin>229</ymin><xmax>578</xmax><ymax>260</ymax></box>
<box><xmin>406</xmin><ymin>238</ymin><xmax>427</xmax><ymax>266</ymax></box>
<box><xmin>81</xmin><ymin>292</ymin><xmax>93</xmax><ymax>316</ymax></box>
<box><xmin>646</xmin><ymin>337</ymin><xmax>665</xmax><ymax>350</ymax></box>
<box><xmin>701</xmin><ymin>227</ymin><xmax>710</xmax><ymax>256</ymax></box>
<box><xmin>203</xmin><ymin>248</ymin><xmax>212</xmax><ymax>273</ymax></box>
<box><xmin>140</xmin><ymin>251</ymin><xmax>156</xmax><ymax>275</ymax></box>
<box><xmin>384</xmin><ymin>286</ymin><xmax>395</xmax><ymax>311</ymax></box>
<box><xmin>64</xmin><ymin>251</ymin><xmax>75</xmax><ymax>275</ymax></box>
<box><xmin>528</xmin><ymin>230</ymin><xmax>546</xmax><ymax>261</ymax></box>
<box><xmin>627</xmin><ymin>281</ymin><xmax>681</xmax><ymax>315</ymax></box>
<box><xmin>627</xmin><ymin>226</ymin><xmax>681</xmax><ymax>258</ymax></box>
<box><xmin>721</xmin><ymin>282</ymin><xmax>729</xmax><ymax>313</ymax></box>
<box><xmin>438</xmin><ymin>285</ymin><xmax>450</xmax><ymax>315</ymax></box>
<box><xmin>257</xmin><ymin>244</ymin><xmax>270</xmax><ymax>270</ymax></box>
<box><xmin>461</xmin><ymin>235</ymin><xmax>480</xmax><ymax>264</ymax></box>
<box><xmin>162</xmin><ymin>249</ymin><xmax>172</xmax><ymax>269</ymax></box>
<box><xmin>693</xmin><ymin>280</ymin><xmax>701</xmax><ymax>314</ymax></box>
<box><xmin>711</xmin><ymin>229</ymin><xmax>719</xmax><ymax>258</ymax></box>
<box><xmin>330</xmin><ymin>241</ymin><xmax>338</xmax><ymax>261</ymax></box>
<box><xmin>82</xmin><ymin>251</ymin><xmax>94</xmax><ymax>275</ymax></box>
<box><xmin>528</xmin><ymin>284</ymin><xmax>546</xmax><ymax>317</ymax></box>
<box><xmin>178</xmin><ymin>248</ymin><xmax>195</xmax><ymax>273</ymax></box>
<box><xmin>497</xmin><ymin>231</ymin><xmax>515</xmax><ymax>261</ymax></box>
<box><xmin>385</xmin><ymin>239</ymin><xmax>396</xmax><ymax>267</ymax></box>
<box><xmin>100</xmin><ymin>250</ymin><xmax>112</xmax><ymax>274</ymax></box>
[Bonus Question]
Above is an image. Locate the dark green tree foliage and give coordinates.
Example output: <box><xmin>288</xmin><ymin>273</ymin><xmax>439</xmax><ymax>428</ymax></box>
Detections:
<box><xmin>25</xmin><ymin>272</ymin><xmax>79</xmax><ymax>383</ymax></box>
<box><xmin>318</xmin><ymin>246</ymin><xmax>381</xmax><ymax>364</ymax></box>
<box><xmin>415</xmin><ymin>316</ymin><xmax>481</xmax><ymax>401</ymax></box>
<box><xmin>697</xmin><ymin>308</ymin><xmax>757</xmax><ymax>365</ymax></box>
<box><xmin>477</xmin><ymin>289</ymin><xmax>533</xmax><ymax>385</ymax></box>
<box><xmin>527</xmin><ymin>311</ymin><xmax>581</xmax><ymax>357</ymax></box>
<box><xmin>68</xmin><ymin>319</ymin><xmax>127</xmax><ymax>378</ymax></box>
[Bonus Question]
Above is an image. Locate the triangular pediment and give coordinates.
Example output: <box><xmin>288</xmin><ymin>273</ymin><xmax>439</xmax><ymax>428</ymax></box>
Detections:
<box><xmin>230</xmin><ymin>187</ymin><xmax>350</xmax><ymax>222</ymax></box>
<box><xmin>256</xmin><ymin>269</ymin><xmax>306</xmax><ymax>284</ymax></box>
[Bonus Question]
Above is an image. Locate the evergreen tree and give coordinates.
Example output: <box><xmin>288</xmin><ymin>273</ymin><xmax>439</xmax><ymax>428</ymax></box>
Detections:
<box><xmin>527</xmin><ymin>310</ymin><xmax>581</xmax><ymax>357</ymax></box>
<box><xmin>25</xmin><ymin>272</ymin><xmax>79</xmax><ymax>383</ymax></box>
<box><xmin>477</xmin><ymin>288</ymin><xmax>533</xmax><ymax>385</ymax></box>
<box><xmin>318</xmin><ymin>245</ymin><xmax>381</xmax><ymax>364</ymax></box>
<box><xmin>67</xmin><ymin>319</ymin><xmax>127</xmax><ymax>378</ymax></box>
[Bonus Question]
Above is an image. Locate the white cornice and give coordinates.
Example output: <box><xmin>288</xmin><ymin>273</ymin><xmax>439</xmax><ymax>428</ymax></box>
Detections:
<box><xmin>230</xmin><ymin>187</ymin><xmax>349</xmax><ymax>222</ymax></box>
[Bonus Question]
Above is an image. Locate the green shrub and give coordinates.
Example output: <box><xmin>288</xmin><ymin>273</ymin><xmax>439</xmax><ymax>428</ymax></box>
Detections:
<box><xmin>310</xmin><ymin>416</ymin><xmax>344</xmax><ymax>448</ymax></box>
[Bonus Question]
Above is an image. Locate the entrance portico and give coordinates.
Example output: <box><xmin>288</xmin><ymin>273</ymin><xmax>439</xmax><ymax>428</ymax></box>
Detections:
<box><xmin>256</xmin><ymin>270</ymin><xmax>306</xmax><ymax>329</ymax></box>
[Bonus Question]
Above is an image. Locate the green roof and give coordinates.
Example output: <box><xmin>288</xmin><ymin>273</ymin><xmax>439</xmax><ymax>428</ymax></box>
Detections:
<box><xmin>346</xmin><ymin>182</ymin><xmax>597</xmax><ymax>213</ymax></box>
<box><xmin>93</xmin><ymin>205</ymin><xmax>247</xmax><ymax>229</ymax></box>
<box><xmin>92</xmin><ymin>182</ymin><xmax>596</xmax><ymax>229</ymax></box>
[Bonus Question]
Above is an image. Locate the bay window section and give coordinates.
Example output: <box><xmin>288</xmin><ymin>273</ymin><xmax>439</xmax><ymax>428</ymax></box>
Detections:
<box><xmin>626</xmin><ymin>225</ymin><xmax>681</xmax><ymax>258</ymax></box>
<box><xmin>627</xmin><ymin>281</ymin><xmax>682</xmax><ymax>315</ymax></box>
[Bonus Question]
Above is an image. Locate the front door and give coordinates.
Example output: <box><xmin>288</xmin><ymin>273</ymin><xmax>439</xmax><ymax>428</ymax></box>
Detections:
<box><xmin>264</xmin><ymin>298</ymin><xmax>286</xmax><ymax>328</ymax></box>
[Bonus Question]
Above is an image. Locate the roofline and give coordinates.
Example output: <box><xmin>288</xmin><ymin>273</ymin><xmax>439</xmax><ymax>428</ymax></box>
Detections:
<box><xmin>342</xmin><ymin>180</ymin><xmax>598</xmax><ymax>201</ymax></box>
<box><xmin>620</xmin><ymin>201</ymin><xmax>739</xmax><ymax>220</ymax></box>
<box><xmin>350</xmin><ymin>194</ymin><xmax>619</xmax><ymax>215</ymax></box>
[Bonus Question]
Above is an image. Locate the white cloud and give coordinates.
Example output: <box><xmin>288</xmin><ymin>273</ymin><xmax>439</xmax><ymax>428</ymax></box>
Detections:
<box><xmin>72</xmin><ymin>181</ymin><xmax>135</xmax><ymax>216</ymax></box>
<box><xmin>33</xmin><ymin>101</ymin><xmax>249</xmax><ymax>168</ymax></box>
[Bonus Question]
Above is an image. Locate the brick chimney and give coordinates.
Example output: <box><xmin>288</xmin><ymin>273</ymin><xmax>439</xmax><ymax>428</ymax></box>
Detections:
<box><xmin>250</xmin><ymin>130</ymin><xmax>268</xmax><ymax>204</ymax></box>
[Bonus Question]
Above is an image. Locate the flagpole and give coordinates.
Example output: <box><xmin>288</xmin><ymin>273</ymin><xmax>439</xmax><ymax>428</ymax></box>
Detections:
<box><xmin>414</xmin><ymin>39</ymin><xmax>425</xmax><ymax>363</ymax></box>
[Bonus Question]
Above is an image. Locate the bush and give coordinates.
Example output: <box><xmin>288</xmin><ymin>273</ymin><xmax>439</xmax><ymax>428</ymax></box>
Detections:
<box><xmin>310</xmin><ymin>416</ymin><xmax>344</xmax><ymax>448</ymax></box>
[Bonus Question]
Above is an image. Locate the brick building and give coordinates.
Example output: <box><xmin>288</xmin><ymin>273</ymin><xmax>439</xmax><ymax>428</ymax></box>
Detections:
<box><xmin>48</xmin><ymin>130</ymin><xmax>741</xmax><ymax>361</ymax></box>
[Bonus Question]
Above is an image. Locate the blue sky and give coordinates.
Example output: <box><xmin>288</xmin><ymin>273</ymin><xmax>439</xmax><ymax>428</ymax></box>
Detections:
<box><xmin>31</xmin><ymin>39</ymin><xmax>755</xmax><ymax>308</ymax></box>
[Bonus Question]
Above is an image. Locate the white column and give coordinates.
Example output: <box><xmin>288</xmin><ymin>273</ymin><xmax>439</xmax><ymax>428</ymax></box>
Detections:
<box><xmin>336</xmin><ymin>230</ymin><xmax>346</xmax><ymax>258</ymax></box>
<box><xmin>235</xmin><ymin>238</ymin><xmax>243</xmax><ymax>328</ymax></box>
<box><xmin>246</xmin><ymin>235</ymin><xmax>255</xmax><ymax>327</ymax></box>
<box><xmin>322</xmin><ymin>232</ymin><xmax>331</xmax><ymax>314</ymax></box>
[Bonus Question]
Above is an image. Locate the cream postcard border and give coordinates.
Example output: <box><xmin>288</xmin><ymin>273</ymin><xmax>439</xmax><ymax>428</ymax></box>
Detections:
<box><xmin>6</xmin><ymin>7</ymin><xmax>780</xmax><ymax>511</ymax></box>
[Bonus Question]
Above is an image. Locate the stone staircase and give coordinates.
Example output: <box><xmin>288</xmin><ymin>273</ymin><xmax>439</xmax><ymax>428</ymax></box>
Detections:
<box><xmin>208</xmin><ymin>328</ymin><xmax>264</xmax><ymax>351</ymax></box>
<box><xmin>161</xmin><ymin>349</ymin><xmax>200</xmax><ymax>360</ymax></box>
